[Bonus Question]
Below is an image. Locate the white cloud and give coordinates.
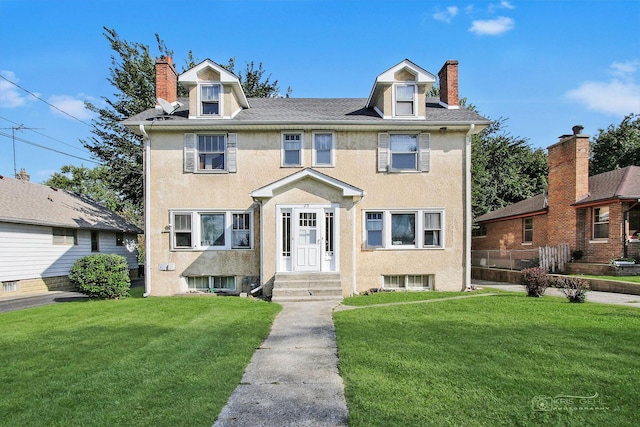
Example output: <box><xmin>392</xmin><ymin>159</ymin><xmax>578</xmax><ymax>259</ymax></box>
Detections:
<box><xmin>48</xmin><ymin>94</ymin><xmax>95</xmax><ymax>121</ymax></box>
<box><xmin>566</xmin><ymin>61</ymin><xmax>640</xmax><ymax>116</ymax></box>
<box><xmin>489</xmin><ymin>1</ymin><xmax>515</xmax><ymax>13</ymax></box>
<box><xmin>610</xmin><ymin>60</ymin><xmax>639</xmax><ymax>78</ymax></box>
<box><xmin>566</xmin><ymin>80</ymin><xmax>640</xmax><ymax>116</ymax></box>
<box><xmin>469</xmin><ymin>16</ymin><xmax>515</xmax><ymax>35</ymax></box>
<box><xmin>433</xmin><ymin>6</ymin><xmax>459</xmax><ymax>23</ymax></box>
<box><xmin>0</xmin><ymin>70</ymin><xmax>38</xmax><ymax>108</ymax></box>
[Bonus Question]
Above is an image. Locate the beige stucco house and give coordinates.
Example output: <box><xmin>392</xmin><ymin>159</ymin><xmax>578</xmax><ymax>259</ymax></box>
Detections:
<box><xmin>123</xmin><ymin>58</ymin><xmax>489</xmax><ymax>299</ymax></box>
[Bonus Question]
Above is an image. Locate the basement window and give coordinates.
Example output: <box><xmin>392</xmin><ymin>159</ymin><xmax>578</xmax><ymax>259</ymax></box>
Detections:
<box><xmin>383</xmin><ymin>274</ymin><xmax>433</xmax><ymax>290</ymax></box>
<box><xmin>187</xmin><ymin>276</ymin><xmax>236</xmax><ymax>292</ymax></box>
<box><xmin>2</xmin><ymin>281</ymin><xmax>18</xmax><ymax>293</ymax></box>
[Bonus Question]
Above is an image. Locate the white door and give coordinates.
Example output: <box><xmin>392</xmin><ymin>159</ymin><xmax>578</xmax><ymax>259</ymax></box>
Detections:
<box><xmin>294</xmin><ymin>209</ymin><xmax>321</xmax><ymax>271</ymax></box>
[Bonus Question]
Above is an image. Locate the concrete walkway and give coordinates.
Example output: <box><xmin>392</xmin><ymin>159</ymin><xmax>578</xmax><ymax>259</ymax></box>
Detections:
<box><xmin>213</xmin><ymin>300</ymin><xmax>348</xmax><ymax>427</ymax></box>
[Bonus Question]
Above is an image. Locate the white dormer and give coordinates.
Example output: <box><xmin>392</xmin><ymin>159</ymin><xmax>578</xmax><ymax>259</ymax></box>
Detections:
<box><xmin>366</xmin><ymin>59</ymin><xmax>436</xmax><ymax>120</ymax></box>
<box><xmin>179</xmin><ymin>59</ymin><xmax>250</xmax><ymax>119</ymax></box>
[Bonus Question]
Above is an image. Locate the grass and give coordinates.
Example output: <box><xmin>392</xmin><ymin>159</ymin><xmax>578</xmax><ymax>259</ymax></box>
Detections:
<box><xmin>0</xmin><ymin>291</ymin><xmax>281</xmax><ymax>427</ymax></box>
<box><xmin>570</xmin><ymin>274</ymin><xmax>640</xmax><ymax>284</ymax></box>
<box><xmin>342</xmin><ymin>288</ymin><xmax>495</xmax><ymax>306</ymax></box>
<box><xmin>334</xmin><ymin>292</ymin><xmax>640</xmax><ymax>426</ymax></box>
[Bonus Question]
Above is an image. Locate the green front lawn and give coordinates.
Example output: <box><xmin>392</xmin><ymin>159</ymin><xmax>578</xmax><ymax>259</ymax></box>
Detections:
<box><xmin>334</xmin><ymin>292</ymin><xmax>640</xmax><ymax>426</ymax></box>
<box><xmin>0</xmin><ymin>293</ymin><xmax>280</xmax><ymax>426</ymax></box>
<box><xmin>571</xmin><ymin>274</ymin><xmax>640</xmax><ymax>284</ymax></box>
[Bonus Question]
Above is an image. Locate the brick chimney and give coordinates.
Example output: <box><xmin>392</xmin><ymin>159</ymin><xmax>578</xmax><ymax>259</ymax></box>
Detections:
<box><xmin>16</xmin><ymin>168</ymin><xmax>30</xmax><ymax>181</ymax></box>
<box><xmin>546</xmin><ymin>125</ymin><xmax>590</xmax><ymax>247</ymax></box>
<box><xmin>155</xmin><ymin>56</ymin><xmax>178</xmax><ymax>104</ymax></box>
<box><xmin>438</xmin><ymin>60</ymin><xmax>459</xmax><ymax>108</ymax></box>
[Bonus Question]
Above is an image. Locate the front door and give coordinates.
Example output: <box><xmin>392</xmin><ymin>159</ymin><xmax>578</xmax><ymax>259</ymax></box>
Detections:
<box><xmin>294</xmin><ymin>209</ymin><xmax>321</xmax><ymax>271</ymax></box>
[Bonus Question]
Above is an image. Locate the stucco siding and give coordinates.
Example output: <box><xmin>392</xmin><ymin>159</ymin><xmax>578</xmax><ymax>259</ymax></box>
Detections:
<box><xmin>146</xmin><ymin>126</ymin><xmax>468</xmax><ymax>295</ymax></box>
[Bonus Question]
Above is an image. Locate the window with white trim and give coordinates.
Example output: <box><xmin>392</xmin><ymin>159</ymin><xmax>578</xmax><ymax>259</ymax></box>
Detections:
<box><xmin>184</xmin><ymin>133</ymin><xmax>237</xmax><ymax>173</ymax></box>
<box><xmin>366</xmin><ymin>212</ymin><xmax>383</xmax><ymax>247</ymax></box>
<box><xmin>282</xmin><ymin>133</ymin><xmax>303</xmax><ymax>166</ymax></box>
<box><xmin>187</xmin><ymin>276</ymin><xmax>236</xmax><ymax>292</ymax></box>
<box><xmin>171</xmin><ymin>211</ymin><xmax>253</xmax><ymax>250</ymax></box>
<box><xmin>383</xmin><ymin>274</ymin><xmax>433</xmax><ymax>290</ymax></box>
<box><xmin>378</xmin><ymin>133</ymin><xmax>430</xmax><ymax>173</ymax></box>
<box><xmin>395</xmin><ymin>84</ymin><xmax>416</xmax><ymax>116</ymax></box>
<box><xmin>593</xmin><ymin>207</ymin><xmax>609</xmax><ymax>239</ymax></box>
<box><xmin>200</xmin><ymin>84</ymin><xmax>221</xmax><ymax>116</ymax></box>
<box><xmin>313</xmin><ymin>132</ymin><xmax>334</xmax><ymax>166</ymax></box>
<box><xmin>364</xmin><ymin>209</ymin><xmax>444</xmax><ymax>249</ymax></box>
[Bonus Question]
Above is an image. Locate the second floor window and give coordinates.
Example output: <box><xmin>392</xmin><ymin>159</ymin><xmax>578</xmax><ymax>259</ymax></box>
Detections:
<box><xmin>201</xmin><ymin>84</ymin><xmax>220</xmax><ymax>115</ymax></box>
<box><xmin>390</xmin><ymin>134</ymin><xmax>418</xmax><ymax>171</ymax></box>
<box><xmin>199</xmin><ymin>135</ymin><xmax>226</xmax><ymax>170</ymax></box>
<box><xmin>282</xmin><ymin>133</ymin><xmax>302</xmax><ymax>166</ymax></box>
<box><xmin>313</xmin><ymin>133</ymin><xmax>334</xmax><ymax>166</ymax></box>
<box><xmin>184</xmin><ymin>133</ymin><xmax>237</xmax><ymax>174</ymax></box>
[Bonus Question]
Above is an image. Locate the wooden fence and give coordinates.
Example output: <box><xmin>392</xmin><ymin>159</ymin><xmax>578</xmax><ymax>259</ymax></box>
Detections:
<box><xmin>539</xmin><ymin>243</ymin><xmax>571</xmax><ymax>273</ymax></box>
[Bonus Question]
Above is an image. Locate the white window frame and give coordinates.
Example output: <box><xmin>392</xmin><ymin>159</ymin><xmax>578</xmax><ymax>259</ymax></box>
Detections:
<box><xmin>281</xmin><ymin>132</ymin><xmax>304</xmax><ymax>167</ymax></box>
<box><xmin>593</xmin><ymin>206</ymin><xmax>609</xmax><ymax>240</ymax></box>
<box><xmin>363</xmin><ymin>209</ymin><xmax>445</xmax><ymax>250</ymax></box>
<box><xmin>197</xmin><ymin>134</ymin><xmax>227</xmax><ymax>172</ymax></box>
<box><xmin>389</xmin><ymin>134</ymin><xmax>418</xmax><ymax>171</ymax></box>
<box><xmin>312</xmin><ymin>131</ymin><xmax>335</xmax><ymax>167</ymax></box>
<box><xmin>170</xmin><ymin>210</ymin><xmax>253</xmax><ymax>251</ymax></box>
<box><xmin>199</xmin><ymin>84</ymin><xmax>222</xmax><ymax>117</ymax></box>
<box><xmin>393</xmin><ymin>83</ymin><xmax>417</xmax><ymax>117</ymax></box>
<box><xmin>382</xmin><ymin>274</ymin><xmax>433</xmax><ymax>290</ymax></box>
<box><xmin>187</xmin><ymin>276</ymin><xmax>236</xmax><ymax>292</ymax></box>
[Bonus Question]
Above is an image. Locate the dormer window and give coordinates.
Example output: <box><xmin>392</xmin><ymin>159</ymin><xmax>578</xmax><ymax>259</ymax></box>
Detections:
<box><xmin>201</xmin><ymin>84</ymin><xmax>221</xmax><ymax>115</ymax></box>
<box><xmin>395</xmin><ymin>84</ymin><xmax>416</xmax><ymax>116</ymax></box>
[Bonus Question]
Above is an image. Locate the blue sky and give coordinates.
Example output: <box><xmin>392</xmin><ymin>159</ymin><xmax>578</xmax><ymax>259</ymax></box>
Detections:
<box><xmin>1</xmin><ymin>0</ymin><xmax>638</xmax><ymax>183</ymax></box>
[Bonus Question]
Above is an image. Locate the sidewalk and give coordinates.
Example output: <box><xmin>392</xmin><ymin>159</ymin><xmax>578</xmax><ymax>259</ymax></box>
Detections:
<box><xmin>472</xmin><ymin>280</ymin><xmax>640</xmax><ymax>308</ymax></box>
<box><xmin>213</xmin><ymin>300</ymin><xmax>348</xmax><ymax>427</ymax></box>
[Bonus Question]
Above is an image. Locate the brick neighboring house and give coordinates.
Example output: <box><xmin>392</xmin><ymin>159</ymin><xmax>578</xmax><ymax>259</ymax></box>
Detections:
<box><xmin>472</xmin><ymin>125</ymin><xmax>640</xmax><ymax>265</ymax></box>
<box><xmin>122</xmin><ymin>57</ymin><xmax>490</xmax><ymax>298</ymax></box>
<box><xmin>0</xmin><ymin>173</ymin><xmax>142</xmax><ymax>296</ymax></box>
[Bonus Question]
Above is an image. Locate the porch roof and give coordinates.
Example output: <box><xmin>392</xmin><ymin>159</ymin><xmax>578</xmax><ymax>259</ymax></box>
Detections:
<box><xmin>251</xmin><ymin>168</ymin><xmax>365</xmax><ymax>199</ymax></box>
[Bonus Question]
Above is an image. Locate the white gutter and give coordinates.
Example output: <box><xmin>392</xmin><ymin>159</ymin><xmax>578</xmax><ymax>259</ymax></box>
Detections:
<box><xmin>139</xmin><ymin>124</ymin><xmax>152</xmax><ymax>297</ymax></box>
<box><xmin>464</xmin><ymin>124</ymin><xmax>475</xmax><ymax>289</ymax></box>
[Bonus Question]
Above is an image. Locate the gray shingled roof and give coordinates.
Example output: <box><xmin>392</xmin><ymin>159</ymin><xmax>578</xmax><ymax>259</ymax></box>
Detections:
<box><xmin>475</xmin><ymin>193</ymin><xmax>548</xmax><ymax>223</ymax></box>
<box><xmin>0</xmin><ymin>176</ymin><xmax>142</xmax><ymax>233</ymax></box>
<box><xmin>476</xmin><ymin>166</ymin><xmax>640</xmax><ymax>222</ymax></box>
<box><xmin>123</xmin><ymin>97</ymin><xmax>490</xmax><ymax>126</ymax></box>
<box><xmin>575</xmin><ymin>166</ymin><xmax>640</xmax><ymax>205</ymax></box>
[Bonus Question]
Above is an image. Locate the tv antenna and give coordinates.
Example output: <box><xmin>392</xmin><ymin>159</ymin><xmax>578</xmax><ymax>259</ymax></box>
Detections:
<box><xmin>0</xmin><ymin>124</ymin><xmax>44</xmax><ymax>177</ymax></box>
<box><xmin>157</xmin><ymin>97</ymin><xmax>183</xmax><ymax>115</ymax></box>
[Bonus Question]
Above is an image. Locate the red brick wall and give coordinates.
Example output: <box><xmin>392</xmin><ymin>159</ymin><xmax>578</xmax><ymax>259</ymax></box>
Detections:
<box><xmin>155</xmin><ymin>57</ymin><xmax>178</xmax><ymax>103</ymax></box>
<box><xmin>546</xmin><ymin>133</ymin><xmax>589</xmax><ymax>248</ymax></box>
<box><xmin>438</xmin><ymin>60</ymin><xmax>458</xmax><ymax>107</ymax></box>
<box><xmin>578</xmin><ymin>202</ymin><xmax>626</xmax><ymax>263</ymax></box>
<box><xmin>472</xmin><ymin>214</ymin><xmax>548</xmax><ymax>251</ymax></box>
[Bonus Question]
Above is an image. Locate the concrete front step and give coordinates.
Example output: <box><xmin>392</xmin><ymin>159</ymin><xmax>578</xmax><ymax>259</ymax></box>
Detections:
<box><xmin>272</xmin><ymin>272</ymin><xmax>343</xmax><ymax>302</ymax></box>
<box><xmin>272</xmin><ymin>295</ymin><xmax>344</xmax><ymax>303</ymax></box>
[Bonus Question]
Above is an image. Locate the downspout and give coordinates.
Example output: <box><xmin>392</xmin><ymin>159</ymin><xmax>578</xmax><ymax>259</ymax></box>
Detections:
<box><xmin>139</xmin><ymin>124</ymin><xmax>152</xmax><ymax>297</ymax></box>
<box><xmin>351</xmin><ymin>195</ymin><xmax>365</xmax><ymax>296</ymax></box>
<box><xmin>464</xmin><ymin>124</ymin><xmax>475</xmax><ymax>289</ymax></box>
<box><xmin>250</xmin><ymin>198</ymin><xmax>264</xmax><ymax>295</ymax></box>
